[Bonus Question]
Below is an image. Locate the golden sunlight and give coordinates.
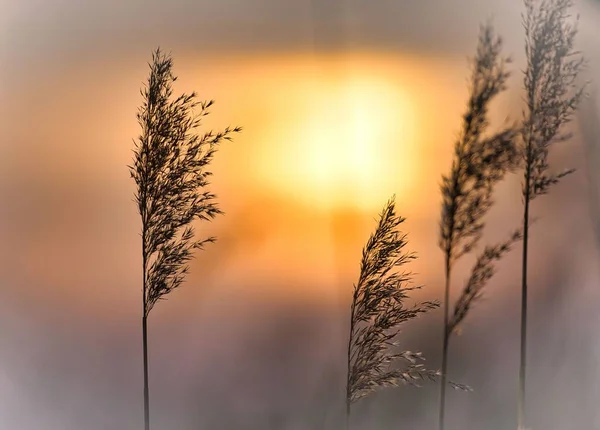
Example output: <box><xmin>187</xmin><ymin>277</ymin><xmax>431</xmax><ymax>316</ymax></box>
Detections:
<box><xmin>252</xmin><ymin>62</ymin><xmax>421</xmax><ymax>211</ymax></box>
<box><xmin>177</xmin><ymin>52</ymin><xmax>466</xmax><ymax>215</ymax></box>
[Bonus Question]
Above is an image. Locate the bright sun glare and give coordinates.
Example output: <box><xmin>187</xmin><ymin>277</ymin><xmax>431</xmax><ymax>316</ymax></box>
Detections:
<box><xmin>255</xmin><ymin>65</ymin><xmax>420</xmax><ymax>212</ymax></box>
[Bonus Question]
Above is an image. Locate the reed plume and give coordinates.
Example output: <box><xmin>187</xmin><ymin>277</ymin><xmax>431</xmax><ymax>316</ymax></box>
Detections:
<box><xmin>438</xmin><ymin>21</ymin><xmax>521</xmax><ymax>430</ymax></box>
<box><xmin>129</xmin><ymin>47</ymin><xmax>241</xmax><ymax>430</ymax></box>
<box><xmin>346</xmin><ymin>196</ymin><xmax>439</xmax><ymax>430</ymax></box>
<box><xmin>517</xmin><ymin>1</ymin><xmax>584</xmax><ymax>428</ymax></box>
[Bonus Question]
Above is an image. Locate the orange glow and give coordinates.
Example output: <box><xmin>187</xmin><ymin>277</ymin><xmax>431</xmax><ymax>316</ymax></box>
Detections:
<box><xmin>2</xmin><ymin>51</ymin><xmax>471</xmax><ymax>308</ymax></box>
<box><xmin>176</xmin><ymin>52</ymin><xmax>466</xmax><ymax>216</ymax></box>
<box><xmin>254</xmin><ymin>71</ymin><xmax>419</xmax><ymax>211</ymax></box>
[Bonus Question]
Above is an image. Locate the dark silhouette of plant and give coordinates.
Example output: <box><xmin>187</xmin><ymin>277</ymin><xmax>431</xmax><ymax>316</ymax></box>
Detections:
<box><xmin>448</xmin><ymin>230</ymin><xmax>522</xmax><ymax>337</ymax></box>
<box><xmin>346</xmin><ymin>196</ymin><xmax>439</xmax><ymax>430</ymax></box>
<box><xmin>437</xmin><ymin>21</ymin><xmax>521</xmax><ymax>430</ymax></box>
<box><xmin>129</xmin><ymin>47</ymin><xmax>240</xmax><ymax>430</ymax></box>
<box><xmin>518</xmin><ymin>1</ymin><xmax>584</xmax><ymax>428</ymax></box>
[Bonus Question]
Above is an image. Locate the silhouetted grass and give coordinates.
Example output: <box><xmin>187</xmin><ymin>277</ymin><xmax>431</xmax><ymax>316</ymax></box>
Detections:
<box><xmin>437</xmin><ymin>20</ymin><xmax>520</xmax><ymax>430</ymax></box>
<box><xmin>448</xmin><ymin>229</ymin><xmax>522</xmax><ymax>336</ymax></box>
<box><xmin>129</xmin><ymin>47</ymin><xmax>240</xmax><ymax>430</ymax></box>
<box><xmin>517</xmin><ymin>1</ymin><xmax>584</xmax><ymax>428</ymax></box>
<box><xmin>346</xmin><ymin>196</ymin><xmax>439</xmax><ymax>430</ymax></box>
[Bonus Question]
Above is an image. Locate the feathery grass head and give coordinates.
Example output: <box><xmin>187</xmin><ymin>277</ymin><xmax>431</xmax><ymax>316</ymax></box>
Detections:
<box><xmin>130</xmin><ymin>48</ymin><xmax>241</xmax><ymax>316</ymax></box>
<box><xmin>521</xmin><ymin>0</ymin><xmax>585</xmax><ymax>198</ymax></box>
<box><xmin>347</xmin><ymin>197</ymin><xmax>439</xmax><ymax>404</ymax></box>
<box><xmin>439</xmin><ymin>21</ymin><xmax>519</xmax><ymax>266</ymax></box>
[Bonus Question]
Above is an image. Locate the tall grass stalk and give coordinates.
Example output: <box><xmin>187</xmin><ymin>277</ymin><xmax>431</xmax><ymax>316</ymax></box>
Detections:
<box><xmin>129</xmin><ymin>48</ymin><xmax>240</xmax><ymax>430</ymax></box>
<box><xmin>438</xmin><ymin>21</ymin><xmax>520</xmax><ymax>430</ymax></box>
<box><xmin>518</xmin><ymin>1</ymin><xmax>584</xmax><ymax>427</ymax></box>
<box><xmin>346</xmin><ymin>196</ymin><xmax>439</xmax><ymax>430</ymax></box>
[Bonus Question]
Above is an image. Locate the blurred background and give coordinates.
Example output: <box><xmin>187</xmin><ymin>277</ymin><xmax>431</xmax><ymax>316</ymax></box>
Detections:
<box><xmin>1</xmin><ymin>0</ymin><xmax>600</xmax><ymax>428</ymax></box>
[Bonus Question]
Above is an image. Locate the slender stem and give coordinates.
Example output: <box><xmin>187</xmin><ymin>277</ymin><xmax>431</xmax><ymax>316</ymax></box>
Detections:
<box><xmin>438</xmin><ymin>260</ymin><xmax>451</xmax><ymax>430</ymax></box>
<box><xmin>439</xmin><ymin>156</ymin><xmax>457</xmax><ymax>430</ymax></box>
<box><xmin>142</xmin><ymin>315</ymin><xmax>150</xmax><ymax>430</ymax></box>
<box><xmin>518</xmin><ymin>163</ymin><xmax>531</xmax><ymax>430</ymax></box>
<box><xmin>142</xmin><ymin>230</ymin><xmax>150</xmax><ymax>430</ymax></box>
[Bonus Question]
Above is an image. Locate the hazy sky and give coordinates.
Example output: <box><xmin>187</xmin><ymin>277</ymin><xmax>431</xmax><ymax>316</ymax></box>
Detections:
<box><xmin>2</xmin><ymin>0</ymin><xmax>600</xmax><ymax>429</ymax></box>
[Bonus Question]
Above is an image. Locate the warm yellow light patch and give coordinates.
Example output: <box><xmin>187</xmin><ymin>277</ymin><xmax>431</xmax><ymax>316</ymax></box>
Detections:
<box><xmin>175</xmin><ymin>52</ymin><xmax>467</xmax><ymax>216</ymax></box>
<box><xmin>252</xmin><ymin>66</ymin><xmax>419</xmax><ymax>211</ymax></box>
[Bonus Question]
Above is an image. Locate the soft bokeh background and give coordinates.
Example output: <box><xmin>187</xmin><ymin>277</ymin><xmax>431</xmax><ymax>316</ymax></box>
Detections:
<box><xmin>2</xmin><ymin>0</ymin><xmax>600</xmax><ymax>429</ymax></box>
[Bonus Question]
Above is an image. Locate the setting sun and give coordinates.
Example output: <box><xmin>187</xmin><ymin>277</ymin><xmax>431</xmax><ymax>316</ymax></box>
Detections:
<box><xmin>250</xmin><ymin>59</ymin><xmax>421</xmax><ymax>211</ymax></box>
